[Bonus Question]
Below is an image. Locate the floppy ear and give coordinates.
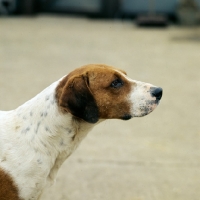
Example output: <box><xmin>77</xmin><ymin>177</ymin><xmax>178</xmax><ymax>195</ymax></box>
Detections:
<box><xmin>59</xmin><ymin>75</ymin><xmax>99</xmax><ymax>124</ymax></box>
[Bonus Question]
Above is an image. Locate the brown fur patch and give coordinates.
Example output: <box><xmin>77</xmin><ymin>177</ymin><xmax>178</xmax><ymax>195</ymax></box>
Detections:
<box><xmin>56</xmin><ymin>64</ymin><xmax>133</xmax><ymax>121</ymax></box>
<box><xmin>0</xmin><ymin>168</ymin><xmax>20</xmax><ymax>200</ymax></box>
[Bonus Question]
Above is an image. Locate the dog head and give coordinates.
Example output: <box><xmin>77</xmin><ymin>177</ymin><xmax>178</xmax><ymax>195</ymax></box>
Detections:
<box><xmin>56</xmin><ymin>64</ymin><xmax>162</xmax><ymax>123</ymax></box>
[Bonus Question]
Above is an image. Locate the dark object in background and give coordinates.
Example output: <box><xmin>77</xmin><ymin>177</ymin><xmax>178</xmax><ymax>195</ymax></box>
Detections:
<box><xmin>0</xmin><ymin>0</ymin><xmax>17</xmax><ymax>15</ymax></box>
<box><xmin>136</xmin><ymin>14</ymin><xmax>168</xmax><ymax>27</ymax></box>
<box><xmin>121</xmin><ymin>0</ymin><xmax>178</xmax><ymax>18</ymax></box>
<box><xmin>135</xmin><ymin>0</ymin><xmax>168</xmax><ymax>27</ymax></box>
<box><xmin>0</xmin><ymin>0</ymin><xmax>40</xmax><ymax>15</ymax></box>
<box><xmin>18</xmin><ymin>0</ymin><xmax>40</xmax><ymax>14</ymax></box>
<box><xmin>39</xmin><ymin>0</ymin><xmax>120</xmax><ymax>18</ymax></box>
<box><xmin>0</xmin><ymin>0</ymin><xmax>120</xmax><ymax>17</ymax></box>
<box><xmin>101</xmin><ymin>0</ymin><xmax>120</xmax><ymax>18</ymax></box>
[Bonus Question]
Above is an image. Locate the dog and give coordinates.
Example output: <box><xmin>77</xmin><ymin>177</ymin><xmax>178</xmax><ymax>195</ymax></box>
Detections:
<box><xmin>0</xmin><ymin>64</ymin><xmax>162</xmax><ymax>200</ymax></box>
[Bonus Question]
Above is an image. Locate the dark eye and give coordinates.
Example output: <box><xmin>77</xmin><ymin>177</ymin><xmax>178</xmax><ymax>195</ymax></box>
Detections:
<box><xmin>110</xmin><ymin>79</ymin><xmax>123</xmax><ymax>88</ymax></box>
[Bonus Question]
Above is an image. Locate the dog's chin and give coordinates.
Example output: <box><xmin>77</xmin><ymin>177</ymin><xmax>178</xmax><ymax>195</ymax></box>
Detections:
<box><xmin>132</xmin><ymin>103</ymin><xmax>158</xmax><ymax>117</ymax></box>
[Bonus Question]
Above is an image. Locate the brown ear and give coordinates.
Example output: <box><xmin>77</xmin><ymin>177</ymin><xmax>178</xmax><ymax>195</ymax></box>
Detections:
<box><xmin>58</xmin><ymin>75</ymin><xmax>99</xmax><ymax>124</ymax></box>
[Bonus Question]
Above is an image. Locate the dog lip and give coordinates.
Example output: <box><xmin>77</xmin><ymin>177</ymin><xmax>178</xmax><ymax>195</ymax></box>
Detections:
<box><xmin>121</xmin><ymin>114</ymin><xmax>132</xmax><ymax>120</ymax></box>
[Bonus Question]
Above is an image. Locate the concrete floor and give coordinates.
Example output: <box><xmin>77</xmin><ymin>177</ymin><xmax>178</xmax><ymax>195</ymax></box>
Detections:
<box><xmin>0</xmin><ymin>15</ymin><xmax>200</xmax><ymax>200</ymax></box>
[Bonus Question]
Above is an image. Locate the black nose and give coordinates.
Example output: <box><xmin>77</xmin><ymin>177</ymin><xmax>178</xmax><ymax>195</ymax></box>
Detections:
<box><xmin>150</xmin><ymin>87</ymin><xmax>163</xmax><ymax>100</ymax></box>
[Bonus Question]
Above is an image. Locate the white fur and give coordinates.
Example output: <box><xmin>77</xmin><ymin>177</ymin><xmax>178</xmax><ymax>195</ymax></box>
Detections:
<box><xmin>130</xmin><ymin>80</ymin><xmax>158</xmax><ymax>117</ymax></box>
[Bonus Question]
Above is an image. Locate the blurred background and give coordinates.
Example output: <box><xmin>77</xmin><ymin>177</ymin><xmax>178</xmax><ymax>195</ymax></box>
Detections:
<box><xmin>0</xmin><ymin>0</ymin><xmax>200</xmax><ymax>200</ymax></box>
<box><xmin>1</xmin><ymin>0</ymin><xmax>200</xmax><ymax>25</ymax></box>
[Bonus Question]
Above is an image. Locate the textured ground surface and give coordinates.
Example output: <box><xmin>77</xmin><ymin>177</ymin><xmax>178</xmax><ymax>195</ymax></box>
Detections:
<box><xmin>0</xmin><ymin>15</ymin><xmax>200</xmax><ymax>200</ymax></box>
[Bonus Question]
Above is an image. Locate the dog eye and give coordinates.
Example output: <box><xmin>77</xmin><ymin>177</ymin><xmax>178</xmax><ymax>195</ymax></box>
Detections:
<box><xmin>110</xmin><ymin>79</ymin><xmax>123</xmax><ymax>88</ymax></box>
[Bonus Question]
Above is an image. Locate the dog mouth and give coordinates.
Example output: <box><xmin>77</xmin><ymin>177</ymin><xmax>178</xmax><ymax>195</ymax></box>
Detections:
<box><xmin>121</xmin><ymin>114</ymin><xmax>132</xmax><ymax>120</ymax></box>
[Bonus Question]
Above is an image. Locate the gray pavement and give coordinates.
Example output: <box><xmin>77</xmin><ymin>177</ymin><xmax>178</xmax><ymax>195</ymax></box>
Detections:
<box><xmin>0</xmin><ymin>15</ymin><xmax>200</xmax><ymax>200</ymax></box>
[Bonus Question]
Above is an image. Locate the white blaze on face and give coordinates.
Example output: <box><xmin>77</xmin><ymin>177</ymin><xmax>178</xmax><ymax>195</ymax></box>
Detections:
<box><xmin>129</xmin><ymin>80</ymin><xmax>159</xmax><ymax>117</ymax></box>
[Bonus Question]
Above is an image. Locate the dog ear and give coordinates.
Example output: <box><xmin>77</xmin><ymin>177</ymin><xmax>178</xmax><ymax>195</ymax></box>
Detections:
<box><xmin>59</xmin><ymin>74</ymin><xmax>99</xmax><ymax>124</ymax></box>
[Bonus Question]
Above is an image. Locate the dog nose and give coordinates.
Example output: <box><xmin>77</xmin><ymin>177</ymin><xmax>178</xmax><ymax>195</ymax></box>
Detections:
<box><xmin>151</xmin><ymin>87</ymin><xmax>163</xmax><ymax>100</ymax></box>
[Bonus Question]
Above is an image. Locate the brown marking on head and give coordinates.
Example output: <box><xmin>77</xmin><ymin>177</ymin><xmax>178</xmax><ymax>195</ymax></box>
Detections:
<box><xmin>56</xmin><ymin>64</ymin><xmax>133</xmax><ymax>123</ymax></box>
<box><xmin>0</xmin><ymin>168</ymin><xmax>20</xmax><ymax>200</ymax></box>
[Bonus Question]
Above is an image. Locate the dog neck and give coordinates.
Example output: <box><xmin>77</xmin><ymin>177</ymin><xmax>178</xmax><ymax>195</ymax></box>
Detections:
<box><xmin>3</xmin><ymin>80</ymin><xmax>96</xmax><ymax>199</ymax></box>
